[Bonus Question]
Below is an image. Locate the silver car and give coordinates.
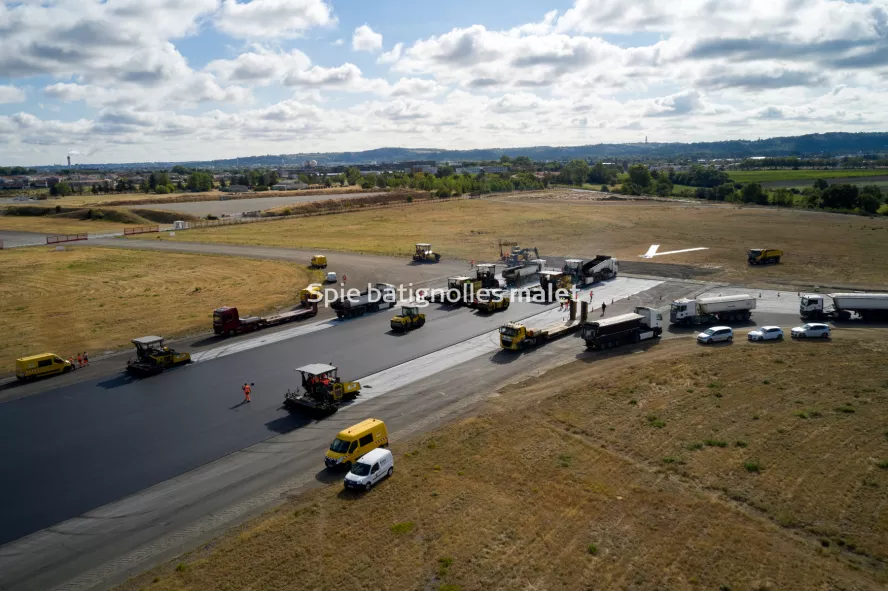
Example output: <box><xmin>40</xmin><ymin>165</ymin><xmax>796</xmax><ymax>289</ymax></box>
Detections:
<box><xmin>791</xmin><ymin>323</ymin><xmax>831</xmax><ymax>339</ymax></box>
<box><xmin>748</xmin><ymin>326</ymin><xmax>784</xmax><ymax>341</ymax></box>
<box><xmin>697</xmin><ymin>326</ymin><xmax>733</xmax><ymax>344</ymax></box>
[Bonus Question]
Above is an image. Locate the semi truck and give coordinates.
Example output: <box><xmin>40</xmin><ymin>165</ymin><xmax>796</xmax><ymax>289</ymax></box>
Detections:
<box><xmin>582</xmin><ymin>307</ymin><xmax>662</xmax><ymax>349</ymax></box>
<box><xmin>669</xmin><ymin>294</ymin><xmax>756</xmax><ymax>325</ymax></box>
<box><xmin>330</xmin><ymin>283</ymin><xmax>397</xmax><ymax>318</ymax></box>
<box><xmin>499</xmin><ymin>300</ymin><xmax>589</xmax><ymax>351</ymax></box>
<box><xmin>502</xmin><ymin>259</ymin><xmax>546</xmax><ymax>287</ymax></box>
<box><xmin>563</xmin><ymin>256</ymin><xmax>618</xmax><ymax>287</ymax></box>
<box><xmin>799</xmin><ymin>292</ymin><xmax>888</xmax><ymax>321</ymax></box>
<box><xmin>748</xmin><ymin>248</ymin><xmax>782</xmax><ymax>265</ymax></box>
<box><xmin>214</xmin><ymin>303</ymin><xmax>318</xmax><ymax>336</ymax></box>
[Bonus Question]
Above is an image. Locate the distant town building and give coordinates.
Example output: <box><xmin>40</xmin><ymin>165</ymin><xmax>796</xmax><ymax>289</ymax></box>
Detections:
<box><xmin>410</xmin><ymin>165</ymin><xmax>438</xmax><ymax>175</ymax></box>
<box><xmin>222</xmin><ymin>184</ymin><xmax>250</xmax><ymax>193</ymax></box>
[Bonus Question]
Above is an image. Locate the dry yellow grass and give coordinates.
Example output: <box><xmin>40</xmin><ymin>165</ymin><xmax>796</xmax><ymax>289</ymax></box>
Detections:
<box><xmin>120</xmin><ymin>337</ymin><xmax>888</xmax><ymax>591</ymax></box>
<box><xmin>147</xmin><ymin>195</ymin><xmax>888</xmax><ymax>287</ymax></box>
<box><xmin>0</xmin><ymin>246</ymin><xmax>313</xmax><ymax>368</ymax></box>
<box><xmin>0</xmin><ymin>215</ymin><xmax>144</xmax><ymax>235</ymax></box>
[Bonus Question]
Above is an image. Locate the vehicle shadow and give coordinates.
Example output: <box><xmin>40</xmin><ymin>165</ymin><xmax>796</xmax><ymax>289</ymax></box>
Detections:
<box><xmin>315</xmin><ymin>467</ymin><xmax>345</xmax><ymax>485</ymax></box>
<box><xmin>488</xmin><ymin>349</ymin><xmax>523</xmax><ymax>364</ymax></box>
<box><xmin>264</xmin><ymin>412</ymin><xmax>314</xmax><ymax>434</ymax></box>
<box><xmin>575</xmin><ymin>340</ymin><xmax>661</xmax><ymax>362</ymax></box>
<box><xmin>96</xmin><ymin>373</ymin><xmax>137</xmax><ymax>389</ymax></box>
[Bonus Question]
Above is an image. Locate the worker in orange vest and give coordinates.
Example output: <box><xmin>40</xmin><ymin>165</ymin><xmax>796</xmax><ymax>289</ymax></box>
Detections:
<box><xmin>77</xmin><ymin>353</ymin><xmax>83</xmax><ymax>368</ymax></box>
<box><xmin>242</xmin><ymin>382</ymin><xmax>253</xmax><ymax>403</ymax></box>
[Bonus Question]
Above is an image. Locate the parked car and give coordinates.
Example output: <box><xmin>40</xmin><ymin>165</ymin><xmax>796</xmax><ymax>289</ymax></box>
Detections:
<box><xmin>696</xmin><ymin>326</ymin><xmax>733</xmax><ymax>344</ymax></box>
<box><xmin>344</xmin><ymin>448</ymin><xmax>394</xmax><ymax>491</ymax></box>
<box><xmin>747</xmin><ymin>326</ymin><xmax>784</xmax><ymax>341</ymax></box>
<box><xmin>791</xmin><ymin>323</ymin><xmax>831</xmax><ymax>339</ymax></box>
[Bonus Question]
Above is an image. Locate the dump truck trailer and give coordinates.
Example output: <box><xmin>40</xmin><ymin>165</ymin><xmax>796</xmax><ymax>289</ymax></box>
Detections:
<box><xmin>330</xmin><ymin>283</ymin><xmax>397</xmax><ymax>318</ymax></box>
<box><xmin>563</xmin><ymin>256</ymin><xmax>618</xmax><ymax>287</ymax></box>
<box><xmin>748</xmin><ymin>248</ymin><xmax>782</xmax><ymax>265</ymax></box>
<box><xmin>500</xmin><ymin>300</ymin><xmax>589</xmax><ymax>351</ymax></box>
<box><xmin>669</xmin><ymin>294</ymin><xmax>756</xmax><ymax>325</ymax></box>
<box><xmin>502</xmin><ymin>259</ymin><xmax>546</xmax><ymax>287</ymax></box>
<box><xmin>214</xmin><ymin>303</ymin><xmax>318</xmax><ymax>336</ymax></box>
<box><xmin>582</xmin><ymin>307</ymin><xmax>662</xmax><ymax>349</ymax></box>
<box><xmin>800</xmin><ymin>293</ymin><xmax>888</xmax><ymax>321</ymax></box>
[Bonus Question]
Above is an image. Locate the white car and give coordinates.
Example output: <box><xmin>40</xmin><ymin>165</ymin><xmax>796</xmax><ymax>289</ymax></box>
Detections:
<box><xmin>325</xmin><ymin>271</ymin><xmax>337</xmax><ymax>283</ymax></box>
<box><xmin>697</xmin><ymin>326</ymin><xmax>733</xmax><ymax>344</ymax></box>
<box><xmin>344</xmin><ymin>448</ymin><xmax>393</xmax><ymax>492</ymax></box>
<box><xmin>791</xmin><ymin>323</ymin><xmax>831</xmax><ymax>339</ymax></box>
<box><xmin>747</xmin><ymin>326</ymin><xmax>784</xmax><ymax>341</ymax></box>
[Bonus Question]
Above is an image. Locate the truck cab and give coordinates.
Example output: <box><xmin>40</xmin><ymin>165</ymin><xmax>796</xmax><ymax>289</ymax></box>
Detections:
<box><xmin>213</xmin><ymin>306</ymin><xmax>261</xmax><ymax>335</ymax></box>
<box><xmin>669</xmin><ymin>299</ymin><xmax>694</xmax><ymax>324</ymax></box>
<box><xmin>499</xmin><ymin>323</ymin><xmax>527</xmax><ymax>350</ymax></box>
<box><xmin>799</xmin><ymin>294</ymin><xmax>824</xmax><ymax>318</ymax></box>
<box><xmin>748</xmin><ymin>248</ymin><xmax>782</xmax><ymax>265</ymax></box>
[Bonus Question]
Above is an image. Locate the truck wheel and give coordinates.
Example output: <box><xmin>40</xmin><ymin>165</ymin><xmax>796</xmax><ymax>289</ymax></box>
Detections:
<box><xmin>364</xmin><ymin>481</ymin><xmax>373</xmax><ymax>492</ymax></box>
<box><xmin>387</xmin><ymin>467</ymin><xmax>393</xmax><ymax>478</ymax></box>
<box><xmin>228</xmin><ymin>329</ymin><xmax>236</xmax><ymax>337</ymax></box>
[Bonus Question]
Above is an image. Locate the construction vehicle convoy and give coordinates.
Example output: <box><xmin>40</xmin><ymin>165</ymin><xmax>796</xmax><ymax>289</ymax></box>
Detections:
<box><xmin>582</xmin><ymin>307</ymin><xmax>662</xmax><ymax>349</ymax></box>
<box><xmin>310</xmin><ymin>254</ymin><xmax>328</xmax><ymax>269</ymax></box>
<box><xmin>126</xmin><ymin>336</ymin><xmax>191</xmax><ymax>377</ymax></box>
<box><xmin>563</xmin><ymin>256</ymin><xmax>618</xmax><ymax>286</ymax></box>
<box><xmin>499</xmin><ymin>300</ymin><xmax>588</xmax><ymax>351</ymax></box>
<box><xmin>470</xmin><ymin>288</ymin><xmax>511</xmax><ymax>313</ymax></box>
<box><xmin>390</xmin><ymin>302</ymin><xmax>426</xmax><ymax>332</ymax></box>
<box><xmin>799</xmin><ymin>292</ymin><xmax>888</xmax><ymax>321</ymax></box>
<box><xmin>748</xmin><ymin>248</ymin><xmax>782</xmax><ymax>265</ymax></box>
<box><xmin>284</xmin><ymin>363</ymin><xmax>361</xmax><ymax>414</ymax></box>
<box><xmin>330</xmin><ymin>283</ymin><xmax>397</xmax><ymax>318</ymax></box>
<box><xmin>413</xmin><ymin>243</ymin><xmax>441</xmax><ymax>263</ymax></box>
<box><xmin>214</xmin><ymin>301</ymin><xmax>318</xmax><ymax>336</ymax></box>
<box><xmin>669</xmin><ymin>294</ymin><xmax>756</xmax><ymax>325</ymax></box>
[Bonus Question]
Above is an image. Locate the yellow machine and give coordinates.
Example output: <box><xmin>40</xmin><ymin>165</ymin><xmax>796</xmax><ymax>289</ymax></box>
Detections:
<box><xmin>747</xmin><ymin>248</ymin><xmax>782</xmax><ymax>265</ymax></box>
<box><xmin>390</xmin><ymin>303</ymin><xmax>426</xmax><ymax>331</ymax></box>
<box><xmin>413</xmin><ymin>243</ymin><xmax>441</xmax><ymax>263</ymax></box>
<box><xmin>324</xmin><ymin>418</ymin><xmax>389</xmax><ymax>469</ymax></box>
<box><xmin>472</xmin><ymin>289</ymin><xmax>511</xmax><ymax>313</ymax></box>
<box><xmin>300</xmin><ymin>283</ymin><xmax>324</xmax><ymax>305</ymax></box>
<box><xmin>310</xmin><ymin>254</ymin><xmax>328</xmax><ymax>269</ymax></box>
<box><xmin>499</xmin><ymin>300</ymin><xmax>586</xmax><ymax>351</ymax></box>
<box><xmin>15</xmin><ymin>353</ymin><xmax>73</xmax><ymax>381</ymax></box>
<box><xmin>285</xmin><ymin>363</ymin><xmax>361</xmax><ymax>413</ymax></box>
<box><xmin>126</xmin><ymin>336</ymin><xmax>191</xmax><ymax>377</ymax></box>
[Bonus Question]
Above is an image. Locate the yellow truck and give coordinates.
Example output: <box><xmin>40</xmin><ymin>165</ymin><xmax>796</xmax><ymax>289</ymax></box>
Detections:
<box><xmin>300</xmin><ymin>283</ymin><xmax>324</xmax><ymax>306</ymax></box>
<box><xmin>747</xmin><ymin>248</ymin><xmax>782</xmax><ymax>265</ymax></box>
<box><xmin>499</xmin><ymin>300</ymin><xmax>588</xmax><ymax>351</ymax></box>
<box><xmin>324</xmin><ymin>418</ymin><xmax>389</xmax><ymax>469</ymax></box>
<box><xmin>470</xmin><ymin>288</ymin><xmax>511</xmax><ymax>313</ymax></box>
<box><xmin>15</xmin><ymin>353</ymin><xmax>74</xmax><ymax>380</ymax></box>
<box><xmin>310</xmin><ymin>255</ymin><xmax>328</xmax><ymax>269</ymax></box>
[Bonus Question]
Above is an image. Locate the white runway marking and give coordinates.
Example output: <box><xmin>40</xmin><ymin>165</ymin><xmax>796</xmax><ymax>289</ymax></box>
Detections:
<box><xmin>350</xmin><ymin>277</ymin><xmax>663</xmax><ymax>406</ymax></box>
<box><xmin>640</xmin><ymin>245</ymin><xmax>708</xmax><ymax>258</ymax></box>
<box><xmin>191</xmin><ymin>320</ymin><xmax>338</xmax><ymax>363</ymax></box>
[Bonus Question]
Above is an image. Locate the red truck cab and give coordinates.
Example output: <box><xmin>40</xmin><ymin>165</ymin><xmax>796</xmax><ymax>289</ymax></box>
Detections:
<box><xmin>213</xmin><ymin>307</ymin><xmax>262</xmax><ymax>336</ymax></box>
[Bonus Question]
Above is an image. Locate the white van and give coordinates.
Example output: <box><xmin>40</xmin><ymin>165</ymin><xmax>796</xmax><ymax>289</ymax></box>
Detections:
<box><xmin>343</xmin><ymin>448</ymin><xmax>393</xmax><ymax>491</ymax></box>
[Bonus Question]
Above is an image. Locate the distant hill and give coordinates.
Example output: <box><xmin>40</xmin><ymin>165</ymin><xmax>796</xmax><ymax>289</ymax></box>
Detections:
<box><xmin>34</xmin><ymin>132</ymin><xmax>888</xmax><ymax>170</ymax></box>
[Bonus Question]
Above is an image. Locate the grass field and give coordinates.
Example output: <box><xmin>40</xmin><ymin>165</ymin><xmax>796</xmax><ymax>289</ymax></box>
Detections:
<box><xmin>120</xmin><ymin>336</ymin><xmax>888</xmax><ymax>591</ymax></box>
<box><xmin>0</xmin><ymin>215</ymin><xmax>145</xmax><ymax>235</ymax></box>
<box><xmin>147</xmin><ymin>196</ymin><xmax>888</xmax><ymax>287</ymax></box>
<box><xmin>728</xmin><ymin>169</ymin><xmax>888</xmax><ymax>183</ymax></box>
<box><xmin>0</xmin><ymin>247</ymin><xmax>314</xmax><ymax>369</ymax></box>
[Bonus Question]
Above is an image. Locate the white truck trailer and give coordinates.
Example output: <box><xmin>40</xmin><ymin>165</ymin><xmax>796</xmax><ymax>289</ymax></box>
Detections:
<box><xmin>330</xmin><ymin>283</ymin><xmax>397</xmax><ymax>318</ymax></box>
<box><xmin>670</xmin><ymin>294</ymin><xmax>756</xmax><ymax>325</ymax></box>
<box><xmin>502</xmin><ymin>259</ymin><xmax>546</xmax><ymax>286</ymax></box>
<box><xmin>800</xmin><ymin>293</ymin><xmax>888</xmax><ymax>322</ymax></box>
<box><xmin>563</xmin><ymin>256</ymin><xmax>618</xmax><ymax>287</ymax></box>
<box><xmin>582</xmin><ymin>307</ymin><xmax>662</xmax><ymax>349</ymax></box>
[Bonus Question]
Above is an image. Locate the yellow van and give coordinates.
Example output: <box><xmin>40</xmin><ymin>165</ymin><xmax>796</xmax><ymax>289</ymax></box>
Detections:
<box><xmin>325</xmin><ymin>419</ymin><xmax>388</xmax><ymax>469</ymax></box>
<box><xmin>310</xmin><ymin>255</ymin><xmax>328</xmax><ymax>269</ymax></box>
<box><xmin>16</xmin><ymin>353</ymin><xmax>74</xmax><ymax>380</ymax></box>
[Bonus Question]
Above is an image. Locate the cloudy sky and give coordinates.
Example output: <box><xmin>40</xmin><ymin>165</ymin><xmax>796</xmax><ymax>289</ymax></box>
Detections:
<box><xmin>1</xmin><ymin>0</ymin><xmax>887</xmax><ymax>165</ymax></box>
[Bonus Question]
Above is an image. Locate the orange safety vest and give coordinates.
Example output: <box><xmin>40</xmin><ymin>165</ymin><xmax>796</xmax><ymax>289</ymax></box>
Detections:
<box><xmin>243</xmin><ymin>384</ymin><xmax>251</xmax><ymax>395</ymax></box>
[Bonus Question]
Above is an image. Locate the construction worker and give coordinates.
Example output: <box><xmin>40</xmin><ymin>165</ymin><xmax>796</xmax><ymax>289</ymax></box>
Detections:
<box><xmin>77</xmin><ymin>353</ymin><xmax>83</xmax><ymax>368</ymax></box>
<box><xmin>242</xmin><ymin>382</ymin><xmax>253</xmax><ymax>403</ymax></box>
<box><xmin>68</xmin><ymin>355</ymin><xmax>76</xmax><ymax>368</ymax></box>
<box><xmin>601</xmin><ymin>301</ymin><xmax>607</xmax><ymax>315</ymax></box>
<box><xmin>82</xmin><ymin>352</ymin><xmax>89</xmax><ymax>366</ymax></box>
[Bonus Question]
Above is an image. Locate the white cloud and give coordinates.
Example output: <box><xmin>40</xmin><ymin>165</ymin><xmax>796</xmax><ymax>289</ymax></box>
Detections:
<box><xmin>0</xmin><ymin>85</ymin><xmax>26</xmax><ymax>104</ymax></box>
<box><xmin>352</xmin><ymin>25</ymin><xmax>383</xmax><ymax>53</ymax></box>
<box><xmin>333</xmin><ymin>38</ymin><xmax>344</xmax><ymax>46</ymax></box>
<box><xmin>390</xmin><ymin>78</ymin><xmax>447</xmax><ymax>98</ymax></box>
<box><xmin>378</xmin><ymin>42</ymin><xmax>404</xmax><ymax>64</ymax></box>
<box><xmin>206</xmin><ymin>48</ymin><xmax>312</xmax><ymax>85</ymax></box>
<box><xmin>215</xmin><ymin>0</ymin><xmax>336</xmax><ymax>39</ymax></box>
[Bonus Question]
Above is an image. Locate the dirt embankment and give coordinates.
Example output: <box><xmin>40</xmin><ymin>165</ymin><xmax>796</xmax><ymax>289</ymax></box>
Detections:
<box><xmin>119</xmin><ymin>335</ymin><xmax>888</xmax><ymax>591</ymax></box>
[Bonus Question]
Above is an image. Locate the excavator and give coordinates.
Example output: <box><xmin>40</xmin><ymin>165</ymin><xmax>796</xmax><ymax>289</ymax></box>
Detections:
<box><xmin>501</xmin><ymin>245</ymin><xmax>539</xmax><ymax>266</ymax></box>
<box><xmin>413</xmin><ymin>243</ymin><xmax>441</xmax><ymax>263</ymax></box>
<box><xmin>390</xmin><ymin>302</ymin><xmax>426</xmax><ymax>332</ymax></box>
<box><xmin>284</xmin><ymin>363</ymin><xmax>361</xmax><ymax>414</ymax></box>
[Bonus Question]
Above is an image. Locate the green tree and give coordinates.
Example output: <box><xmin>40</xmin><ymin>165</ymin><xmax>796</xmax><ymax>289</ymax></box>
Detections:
<box><xmin>436</xmin><ymin>165</ymin><xmax>455</xmax><ymax>178</ymax></box>
<box><xmin>376</xmin><ymin>174</ymin><xmax>387</xmax><ymax>189</ymax></box>
<box><xmin>50</xmin><ymin>181</ymin><xmax>73</xmax><ymax>196</ymax></box>
<box><xmin>813</xmin><ymin>178</ymin><xmax>829</xmax><ymax>191</ymax></box>
<box><xmin>346</xmin><ymin>167</ymin><xmax>361</xmax><ymax>185</ymax></box>
<box><xmin>172</xmin><ymin>165</ymin><xmax>188</xmax><ymax>175</ymax></box>
<box><xmin>820</xmin><ymin>184</ymin><xmax>858</xmax><ymax>209</ymax></box>
<box><xmin>770</xmin><ymin>188</ymin><xmax>794</xmax><ymax>207</ymax></box>
<box><xmin>116</xmin><ymin>179</ymin><xmax>128</xmax><ymax>193</ymax></box>
<box><xmin>499</xmin><ymin>155</ymin><xmax>512</xmax><ymax>164</ymax></box>
<box><xmin>715</xmin><ymin>183</ymin><xmax>734</xmax><ymax>201</ymax></box>
<box><xmin>560</xmin><ymin>160</ymin><xmax>590</xmax><ymax>186</ymax></box>
<box><xmin>156</xmin><ymin>172</ymin><xmax>170</xmax><ymax>188</ymax></box>
<box><xmin>155</xmin><ymin>185</ymin><xmax>170</xmax><ymax>194</ymax></box>
<box><xmin>741</xmin><ymin>182</ymin><xmax>765</xmax><ymax>204</ymax></box>
<box><xmin>148</xmin><ymin>172</ymin><xmax>158</xmax><ymax>190</ymax></box>
<box><xmin>654</xmin><ymin>177</ymin><xmax>673</xmax><ymax>197</ymax></box>
<box><xmin>187</xmin><ymin>171</ymin><xmax>214</xmax><ymax>192</ymax></box>
<box><xmin>627</xmin><ymin>164</ymin><xmax>651</xmax><ymax>188</ymax></box>
<box><xmin>323</xmin><ymin>176</ymin><xmax>332</xmax><ymax>188</ymax></box>
<box><xmin>512</xmin><ymin>156</ymin><xmax>532</xmax><ymax>168</ymax></box>
<box><xmin>857</xmin><ymin>185</ymin><xmax>882</xmax><ymax>213</ymax></box>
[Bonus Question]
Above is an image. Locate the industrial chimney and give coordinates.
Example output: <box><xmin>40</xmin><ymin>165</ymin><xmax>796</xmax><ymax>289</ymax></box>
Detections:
<box><xmin>67</xmin><ymin>155</ymin><xmax>71</xmax><ymax>167</ymax></box>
